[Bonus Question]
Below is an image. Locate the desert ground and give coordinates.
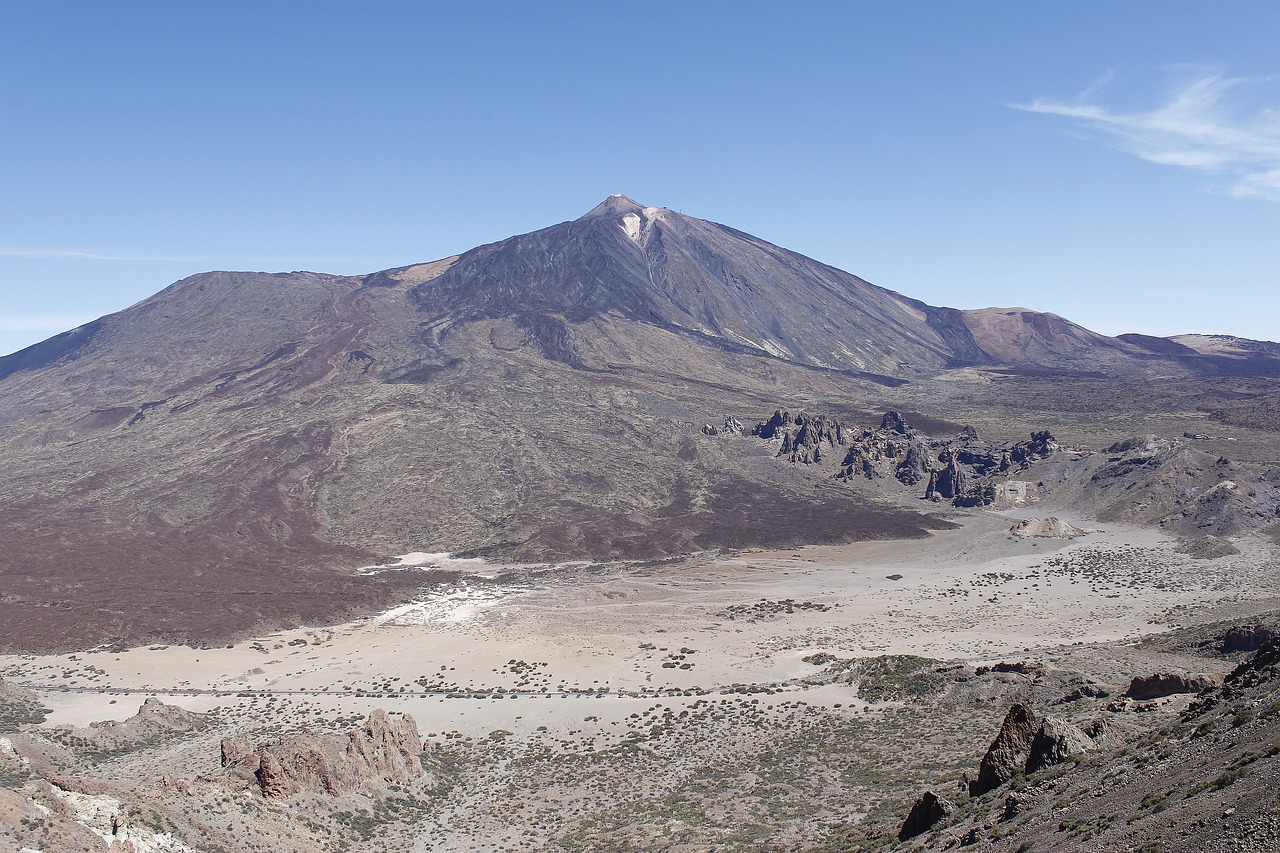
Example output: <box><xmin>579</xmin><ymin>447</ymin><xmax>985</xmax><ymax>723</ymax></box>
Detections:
<box><xmin>3</xmin><ymin>504</ymin><xmax>1277</xmax><ymax>851</ymax></box>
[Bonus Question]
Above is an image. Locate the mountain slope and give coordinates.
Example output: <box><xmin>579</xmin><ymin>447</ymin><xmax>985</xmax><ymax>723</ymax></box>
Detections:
<box><xmin>1</xmin><ymin>196</ymin><xmax>1277</xmax><ymax>652</ymax></box>
<box><xmin>404</xmin><ymin>194</ymin><xmax>980</xmax><ymax>377</ymax></box>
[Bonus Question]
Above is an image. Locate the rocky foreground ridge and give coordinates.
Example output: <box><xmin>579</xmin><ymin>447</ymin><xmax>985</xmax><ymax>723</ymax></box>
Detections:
<box><xmin>890</xmin><ymin>639</ymin><xmax>1280</xmax><ymax>852</ymax></box>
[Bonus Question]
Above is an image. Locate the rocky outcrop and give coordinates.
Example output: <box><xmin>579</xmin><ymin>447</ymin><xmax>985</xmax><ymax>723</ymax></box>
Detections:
<box><xmin>974</xmin><ymin>661</ymin><xmax>1044</xmax><ymax>678</ymax></box>
<box><xmin>46</xmin><ymin>698</ymin><xmax>202</xmax><ymax>754</ymax></box>
<box><xmin>1054</xmin><ymin>682</ymin><xmax>1111</xmax><ymax>704</ymax></box>
<box><xmin>833</xmin><ymin>412</ymin><xmax>927</xmax><ymax>485</ymax></box>
<box><xmin>1176</xmin><ymin>535</ymin><xmax>1241</xmax><ymax>559</ymax></box>
<box><xmin>700</xmin><ymin>417</ymin><xmax>745</xmax><ymax>436</ymax></box>
<box><xmin>907</xmin><ymin>641</ymin><xmax>1280</xmax><ymax>852</ymax></box>
<box><xmin>925</xmin><ymin>450</ymin><xmax>996</xmax><ymax>506</ymax></box>
<box><xmin>1025</xmin><ymin>716</ymin><xmax>1095</xmax><ymax>774</ymax></box>
<box><xmin>1217</xmin><ymin>624</ymin><xmax>1280</xmax><ymax>654</ymax></box>
<box><xmin>743</xmin><ymin>408</ymin><xmax>1061</xmax><ymax>509</ymax></box>
<box><xmin>971</xmin><ymin>703</ymin><xmax>1038</xmax><ymax>796</ymax></box>
<box><xmin>221</xmin><ymin>709</ymin><xmax>428</xmax><ymax>798</ymax></box>
<box><xmin>898</xmin><ymin>790</ymin><xmax>954</xmax><ymax>841</ymax></box>
<box><xmin>990</xmin><ymin>480</ymin><xmax>1040</xmax><ymax>509</ymax></box>
<box><xmin>1009</xmin><ymin>517</ymin><xmax>1090</xmax><ymax>538</ymax></box>
<box><xmin>1124</xmin><ymin>673</ymin><xmax>1217</xmax><ymax>700</ymax></box>
<box><xmin>778</xmin><ymin>413</ymin><xmax>845</xmax><ymax>463</ymax></box>
<box><xmin>749</xmin><ymin>410</ymin><xmax>847</xmax><ymax>463</ymax></box>
<box><xmin>219</xmin><ymin>733</ymin><xmax>259</xmax><ymax>784</ymax></box>
<box><xmin>970</xmin><ymin>704</ymin><xmax>1121</xmax><ymax>796</ymax></box>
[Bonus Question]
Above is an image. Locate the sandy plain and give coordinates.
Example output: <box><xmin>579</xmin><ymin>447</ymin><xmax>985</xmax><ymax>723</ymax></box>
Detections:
<box><xmin>5</xmin><ymin>503</ymin><xmax>1280</xmax><ymax>853</ymax></box>
<box><xmin>4</xmin><ymin>506</ymin><xmax>1275</xmax><ymax>741</ymax></box>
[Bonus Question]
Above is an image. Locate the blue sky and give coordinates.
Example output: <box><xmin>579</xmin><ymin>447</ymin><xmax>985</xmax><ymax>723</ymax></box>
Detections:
<box><xmin>2</xmin><ymin>1</ymin><xmax>1278</xmax><ymax>356</ymax></box>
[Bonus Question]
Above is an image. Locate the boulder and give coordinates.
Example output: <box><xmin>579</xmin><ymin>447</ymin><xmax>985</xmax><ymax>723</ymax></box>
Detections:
<box><xmin>1025</xmin><ymin>715</ymin><xmax>1096</xmax><ymax>774</ymax></box>
<box><xmin>898</xmin><ymin>790</ymin><xmax>954</xmax><ymax>840</ymax></box>
<box><xmin>1219</xmin><ymin>625</ymin><xmax>1279</xmax><ymax>654</ymax></box>
<box><xmin>970</xmin><ymin>703</ymin><xmax>1038</xmax><ymax>796</ymax></box>
<box><xmin>1054</xmin><ymin>683</ymin><xmax>1111</xmax><ymax>704</ymax></box>
<box><xmin>1124</xmin><ymin>673</ymin><xmax>1217</xmax><ymax>700</ymax></box>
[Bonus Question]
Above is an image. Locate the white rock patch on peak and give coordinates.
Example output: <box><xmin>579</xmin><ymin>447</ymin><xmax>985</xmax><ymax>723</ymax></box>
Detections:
<box><xmin>620</xmin><ymin>212</ymin><xmax>643</xmax><ymax>244</ymax></box>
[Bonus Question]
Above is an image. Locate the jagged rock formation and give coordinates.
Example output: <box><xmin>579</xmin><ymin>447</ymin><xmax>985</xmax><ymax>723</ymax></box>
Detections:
<box><xmin>898</xmin><ymin>790</ymin><xmax>954</xmax><ymax>841</ymax></box>
<box><xmin>970</xmin><ymin>702</ymin><xmax>1040</xmax><ymax>796</ymax></box>
<box><xmin>969</xmin><ymin>703</ymin><xmax>1118</xmax><ymax>796</ymax></box>
<box><xmin>700</xmin><ymin>417</ymin><xmax>745</xmax><ymax>436</ymax></box>
<box><xmin>1123</xmin><ymin>672</ymin><xmax>1218</xmax><ymax>700</ymax></box>
<box><xmin>744</xmin><ymin>409</ymin><xmax>1059</xmax><ymax>508</ymax></box>
<box><xmin>220</xmin><ymin>709</ymin><xmax>430</xmax><ymax>798</ymax></box>
<box><xmin>750</xmin><ymin>410</ymin><xmax>847</xmax><ymax>464</ymax></box>
<box><xmin>835</xmin><ymin>412</ymin><xmax>931</xmax><ymax>486</ymax></box>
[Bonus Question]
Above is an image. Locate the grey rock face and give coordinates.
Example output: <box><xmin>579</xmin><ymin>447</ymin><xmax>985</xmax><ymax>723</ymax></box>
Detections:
<box><xmin>405</xmin><ymin>199</ymin><xmax>974</xmax><ymax>377</ymax></box>
<box><xmin>1025</xmin><ymin>715</ymin><xmax>1096</xmax><ymax>774</ymax></box>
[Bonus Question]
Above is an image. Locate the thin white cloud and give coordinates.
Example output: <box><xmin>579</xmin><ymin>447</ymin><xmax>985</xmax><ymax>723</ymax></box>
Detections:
<box><xmin>0</xmin><ymin>249</ymin><xmax>367</xmax><ymax>266</ymax></box>
<box><xmin>1014</xmin><ymin>71</ymin><xmax>1280</xmax><ymax>201</ymax></box>
<box><xmin>0</xmin><ymin>314</ymin><xmax>95</xmax><ymax>333</ymax></box>
<box><xmin>0</xmin><ymin>249</ymin><xmax>200</xmax><ymax>261</ymax></box>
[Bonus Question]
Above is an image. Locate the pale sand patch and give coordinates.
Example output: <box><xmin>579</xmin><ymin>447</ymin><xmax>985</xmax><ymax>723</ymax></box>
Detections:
<box><xmin>4</xmin><ymin>510</ymin><xmax>1276</xmax><ymax>738</ymax></box>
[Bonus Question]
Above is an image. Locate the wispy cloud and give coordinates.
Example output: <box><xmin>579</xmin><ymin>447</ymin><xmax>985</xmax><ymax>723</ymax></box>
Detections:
<box><xmin>0</xmin><ymin>314</ymin><xmax>95</xmax><ymax>333</ymax></box>
<box><xmin>0</xmin><ymin>249</ymin><xmax>368</xmax><ymax>267</ymax></box>
<box><xmin>1014</xmin><ymin>70</ymin><xmax>1280</xmax><ymax>201</ymax></box>
<box><xmin>0</xmin><ymin>249</ymin><xmax>201</xmax><ymax>261</ymax></box>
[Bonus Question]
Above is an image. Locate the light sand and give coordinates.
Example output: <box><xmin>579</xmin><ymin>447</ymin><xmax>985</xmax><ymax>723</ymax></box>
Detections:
<box><xmin>4</xmin><ymin>509</ymin><xmax>1277</xmax><ymax>739</ymax></box>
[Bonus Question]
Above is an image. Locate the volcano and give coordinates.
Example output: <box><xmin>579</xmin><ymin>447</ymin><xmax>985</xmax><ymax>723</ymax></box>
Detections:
<box><xmin>1</xmin><ymin>195</ymin><xmax>1275</xmax><ymax>652</ymax></box>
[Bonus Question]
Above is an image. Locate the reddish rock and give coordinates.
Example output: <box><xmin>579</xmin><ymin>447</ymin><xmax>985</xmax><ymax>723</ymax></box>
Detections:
<box><xmin>221</xmin><ymin>710</ymin><xmax>426</xmax><ymax>798</ymax></box>
<box><xmin>970</xmin><ymin>703</ymin><xmax>1038</xmax><ymax>796</ymax></box>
